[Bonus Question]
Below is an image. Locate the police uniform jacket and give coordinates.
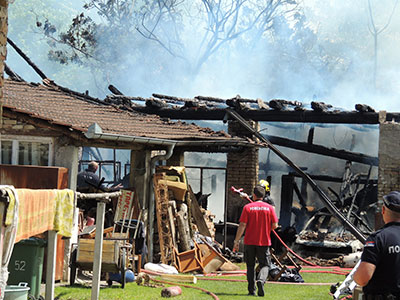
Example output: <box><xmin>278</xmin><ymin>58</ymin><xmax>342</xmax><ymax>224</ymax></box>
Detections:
<box><xmin>361</xmin><ymin>222</ymin><xmax>400</xmax><ymax>295</ymax></box>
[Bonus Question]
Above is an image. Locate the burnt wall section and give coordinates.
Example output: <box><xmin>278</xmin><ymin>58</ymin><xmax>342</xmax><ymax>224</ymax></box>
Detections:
<box><xmin>378</xmin><ymin>121</ymin><xmax>400</xmax><ymax>198</ymax></box>
<box><xmin>226</xmin><ymin>120</ymin><xmax>259</xmax><ymax>222</ymax></box>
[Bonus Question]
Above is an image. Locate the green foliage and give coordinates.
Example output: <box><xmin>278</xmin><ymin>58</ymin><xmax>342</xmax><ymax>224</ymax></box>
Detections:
<box><xmin>7</xmin><ymin>1</ymin><xmax>99</xmax><ymax>93</ymax></box>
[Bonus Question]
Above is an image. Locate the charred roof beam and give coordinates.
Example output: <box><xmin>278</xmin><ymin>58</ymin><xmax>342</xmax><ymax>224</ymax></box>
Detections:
<box><xmin>264</xmin><ymin>134</ymin><xmax>378</xmax><ymax>166</ymax></box>
<box><xmin>129</xmin><ymin>107</ymin><xmax>400</xmax><ymax>124</ymax></box>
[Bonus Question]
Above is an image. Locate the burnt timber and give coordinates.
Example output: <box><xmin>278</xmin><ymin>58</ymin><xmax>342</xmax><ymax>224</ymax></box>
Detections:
<box><xmin>265</xmin><ymin>134</ymin><xmax>378</xmax><ymax>166</ymax></box>
<box><xmin>226</xmin><ymin>108</ymin><xmax>367</xmax><ymax>243</ymax></box>
<box><xmin>129</xmin><ymin>107</ymin><xmax>400</xmax><ymax>124</ymax></box>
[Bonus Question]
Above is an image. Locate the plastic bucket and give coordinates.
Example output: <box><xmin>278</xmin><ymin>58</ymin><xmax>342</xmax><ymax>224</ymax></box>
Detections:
<box><xmin>4</xmin><ymin>282</ymin><xmax>30</xmax><ymax>300</ymax></box>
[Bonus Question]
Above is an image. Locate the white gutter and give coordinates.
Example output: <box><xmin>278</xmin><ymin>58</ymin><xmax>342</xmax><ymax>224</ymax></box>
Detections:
<box><xmin>84</xmin><ymin>123</ymin><xmax>178</xmax><ymax>145</ymax></box>
<box><xmin>85</xmin><ymin>123</ymin><xmax>252</xmax><ymax>147</ymax></box>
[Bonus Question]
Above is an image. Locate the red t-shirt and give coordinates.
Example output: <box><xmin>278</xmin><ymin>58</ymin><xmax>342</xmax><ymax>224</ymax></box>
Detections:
<box><xmin>239</xmin><ymin>201</ymin><xmax>278</xmax><ymax>246</ymax></box>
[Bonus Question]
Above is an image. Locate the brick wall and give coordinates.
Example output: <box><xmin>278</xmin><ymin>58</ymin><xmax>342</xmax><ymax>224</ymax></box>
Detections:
<box><xmin>226</xmin><ymin>120</ymin><xmax>259</xmax><ymax>222</ymax></box>
<box><xmin>378</xmin><ymin>121</ymin><xmax>400</xmax><ymax>198</ymax></box>
<box><xmin>0</xmin><ymin>0</ymin><xmax>8</xmax><ymax>129</ymax></box>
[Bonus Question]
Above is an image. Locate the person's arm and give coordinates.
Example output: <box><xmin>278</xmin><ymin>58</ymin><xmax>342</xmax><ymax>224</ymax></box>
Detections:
<box><xmin>233</xmin><ymin>222</ymin><xmax>246</xmax><ymax>252</ymax></box>
<box><xmin>353</xmin><ymin>261</ymin><xmax>376</xmax><ymax>287</ymax></box>
<box><xmin>271</xmin><ymin>222</ymin><xmax>278</xmax><ymax>230</ymax></box>
<box><xmin>270</xmin><ymin>206</ymin><xmax>279</xmax><ymax>231</ymax></box>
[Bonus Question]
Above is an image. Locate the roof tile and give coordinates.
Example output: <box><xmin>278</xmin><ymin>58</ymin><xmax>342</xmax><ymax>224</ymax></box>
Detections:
<box><xmin>3</xmin><ymin>79</ymin><xmax>240</xmax><ymax>142</ymax></box>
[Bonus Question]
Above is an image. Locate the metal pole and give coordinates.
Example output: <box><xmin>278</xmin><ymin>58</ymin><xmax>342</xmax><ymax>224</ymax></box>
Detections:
<box><xmin>200</xmin><ymin>169</ymin><xmax>203</xmax><ymax>194</ymax></box>
<box><xmin>223</xmin><ymin>169</ymin><xmax>228</xmax><ymax>249</ymax></box>
<box><xmin>91</xmin><ymin>200</ymin><xmax>106</xmax><ymax>300</ymax></box>
<box><xmin>45</xmin><ymin>230</ymin><xmax>57</xmax><ymax>300</ymax></box>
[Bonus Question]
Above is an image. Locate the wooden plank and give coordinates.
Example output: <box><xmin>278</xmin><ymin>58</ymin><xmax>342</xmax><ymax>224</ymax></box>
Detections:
<box><xmin>188</xmin><ymin>186</ymin><xmax>212</xmax><ymax>237</ymax></box>
<box><xmin>168</xmin><ymin>203</ymin><xmax>177</xmax><ymax>248</ymax></box>
<box><xmin>160</xmin><ymin>274</ymin><xmax>197</xmax><ymax>284</ymax></box>
<box><xmin>77</xmin><ymin>239</ymin><xmax>117</xmax><ymax>264</ymax></box>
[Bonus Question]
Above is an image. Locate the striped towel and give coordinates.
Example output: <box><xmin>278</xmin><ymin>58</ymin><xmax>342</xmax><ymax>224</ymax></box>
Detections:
<box><xmin>15</xmin><ymin>189</ymin><xmax>75</xmax><ymax>243</ymax></box>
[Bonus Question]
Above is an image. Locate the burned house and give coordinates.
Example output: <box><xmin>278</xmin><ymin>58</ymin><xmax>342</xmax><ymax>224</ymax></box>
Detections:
<box><xmin>1</xmin><ymin>14</ymin><xmax>400</xmax><ymax>268</ymax></box>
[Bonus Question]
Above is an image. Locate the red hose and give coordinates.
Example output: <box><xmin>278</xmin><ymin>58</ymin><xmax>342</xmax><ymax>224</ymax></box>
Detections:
<box><xmin>272</xmin><ymin>230</ymin><xmax>318</xmax><ymax>267</ymax></box>
<box><xmin>301</xmin><ymin>270</ymin><xmax>348</xmax><ymax>276</ymax></box>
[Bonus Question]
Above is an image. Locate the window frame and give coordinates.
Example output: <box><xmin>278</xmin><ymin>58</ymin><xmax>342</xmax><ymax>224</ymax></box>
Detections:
<box><xmin>0</xmin><ymin>135</ymin><xmax>54</xmax><ymax>166</ymax></box>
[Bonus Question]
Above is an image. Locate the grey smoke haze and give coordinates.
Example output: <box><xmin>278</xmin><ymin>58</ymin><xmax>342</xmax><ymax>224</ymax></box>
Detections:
<box><xmin>5</xmin><ymin>1</ymin><xmax>388</xmax><ymax>220</ymax></box>
<box><xmin>6</xmin><ymin>0</ymin><xmax>400</xmax><ymax>111</ymax></box>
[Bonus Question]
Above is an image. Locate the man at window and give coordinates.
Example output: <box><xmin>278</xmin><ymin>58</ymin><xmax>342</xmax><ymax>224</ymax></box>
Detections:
<box><xmin>77</xmin><ymin>161</ymin><xmax>122</xmax><ymax>192</ymax></box>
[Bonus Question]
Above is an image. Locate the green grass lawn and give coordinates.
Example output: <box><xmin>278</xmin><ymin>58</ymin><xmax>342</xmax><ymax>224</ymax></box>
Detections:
<box><xmin>54</xmin><ymin>268</ymin><xmax>347</xmax><ymax>300</ymax></box>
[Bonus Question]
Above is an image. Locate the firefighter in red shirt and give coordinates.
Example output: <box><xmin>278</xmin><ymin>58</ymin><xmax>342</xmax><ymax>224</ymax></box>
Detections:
<box><xmin>233</xmin><ymin>185</ymin><xmax>279</xmax><ymax>297</ymax></box>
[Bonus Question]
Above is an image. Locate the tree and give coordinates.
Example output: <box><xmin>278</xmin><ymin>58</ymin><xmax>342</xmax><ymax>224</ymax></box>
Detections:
<box><xmin>367</xmin><ymin>0</ymin><xmax>399</xmax><ymax>87</ymax></box>
<box><xmin>37</xmin><ymin>0</ymin><xmax>300</xmax><ymax>78</ymax></box>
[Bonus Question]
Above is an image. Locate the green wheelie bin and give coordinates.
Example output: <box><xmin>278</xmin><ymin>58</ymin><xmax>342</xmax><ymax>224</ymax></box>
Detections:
<box><xmin>8</xmin><ymin>237</ymin><xmax>46</xmax><ymax>300</ymax></box>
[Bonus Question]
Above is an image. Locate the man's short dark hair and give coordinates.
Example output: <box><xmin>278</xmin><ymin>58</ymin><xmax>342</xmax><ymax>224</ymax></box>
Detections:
<box><xmin>383</xmin><ymin>191</ymin><xmax>400</xmax><ymax>213</ymax></box>
<box><xmin>253</xmin><ymin>185</ymin><xmax>266</xmax><ymax>199</ymax></box>
<box><xmin>87</xmin><ymin>161</ymin><xmax>98</xmax><ymax>172</ymax></box>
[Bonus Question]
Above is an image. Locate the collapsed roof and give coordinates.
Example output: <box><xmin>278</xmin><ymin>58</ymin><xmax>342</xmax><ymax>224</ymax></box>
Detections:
<box><xmin>104</xmin><ymin>92</ymin><xmax>400</xmax><ymax>124</ymax></box>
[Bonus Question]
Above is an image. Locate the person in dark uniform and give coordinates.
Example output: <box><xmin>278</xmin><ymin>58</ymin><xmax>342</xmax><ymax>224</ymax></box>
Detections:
<box><xmin>259</xmin><ymin>179</ymin><xmax>275</xmax><ymax>206</ymax></box>
<box><xmin>354</xmin><ymin>191</ymin><xmax>400</xmax><ymax>299</ymax></box>
<box><xmin>77</xmin><ymin>161</ymin><xmax>122</xmax><ymax>192</ymax></box>
<box><xmin>77</xmin><ymin>161</ymin><xmax>122</xmax><ymax>215</ymax></box>
<box><xmin>237</xmin><ymin>180</ymin><xmax>275</xmax><ymax>207</ymax></box>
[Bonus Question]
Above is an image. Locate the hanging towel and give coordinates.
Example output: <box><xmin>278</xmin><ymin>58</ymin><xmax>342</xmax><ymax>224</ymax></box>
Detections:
<box><xmin>53</xmin><ymin>189</ymin><xmax>75</xmax><ymax>238</ymax></box>
<box><xmin>15</xmin><ymin>189</ymin><xmax>56</xmax><ymax>243</ymax></box>
<box><xmin>4</xmin><ymin>187</ymin><xmax>16</xmax><ymax>226</ymax></box>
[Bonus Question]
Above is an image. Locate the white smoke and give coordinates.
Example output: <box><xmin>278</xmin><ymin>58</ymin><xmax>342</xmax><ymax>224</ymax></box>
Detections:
<box><xmin>6</xmin><ymin>0</ymin><xmax>399</xmax><ymax>112</ymax></box>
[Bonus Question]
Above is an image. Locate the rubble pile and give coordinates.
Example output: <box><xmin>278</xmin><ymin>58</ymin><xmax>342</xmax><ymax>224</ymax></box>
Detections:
<box><xmin>153</xmin><ymin>166</ymin><xmax>237</xmax><ymax>274</ymax></box>
<box><xmin>298</xmin><ymin>231</ymin><xmax>356</xmax><ymax>243</ymax></box>
<box><xmin>302</xmin><ymin>256</ymin><xmax>342</xmax><ymax>267</ymax></box>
